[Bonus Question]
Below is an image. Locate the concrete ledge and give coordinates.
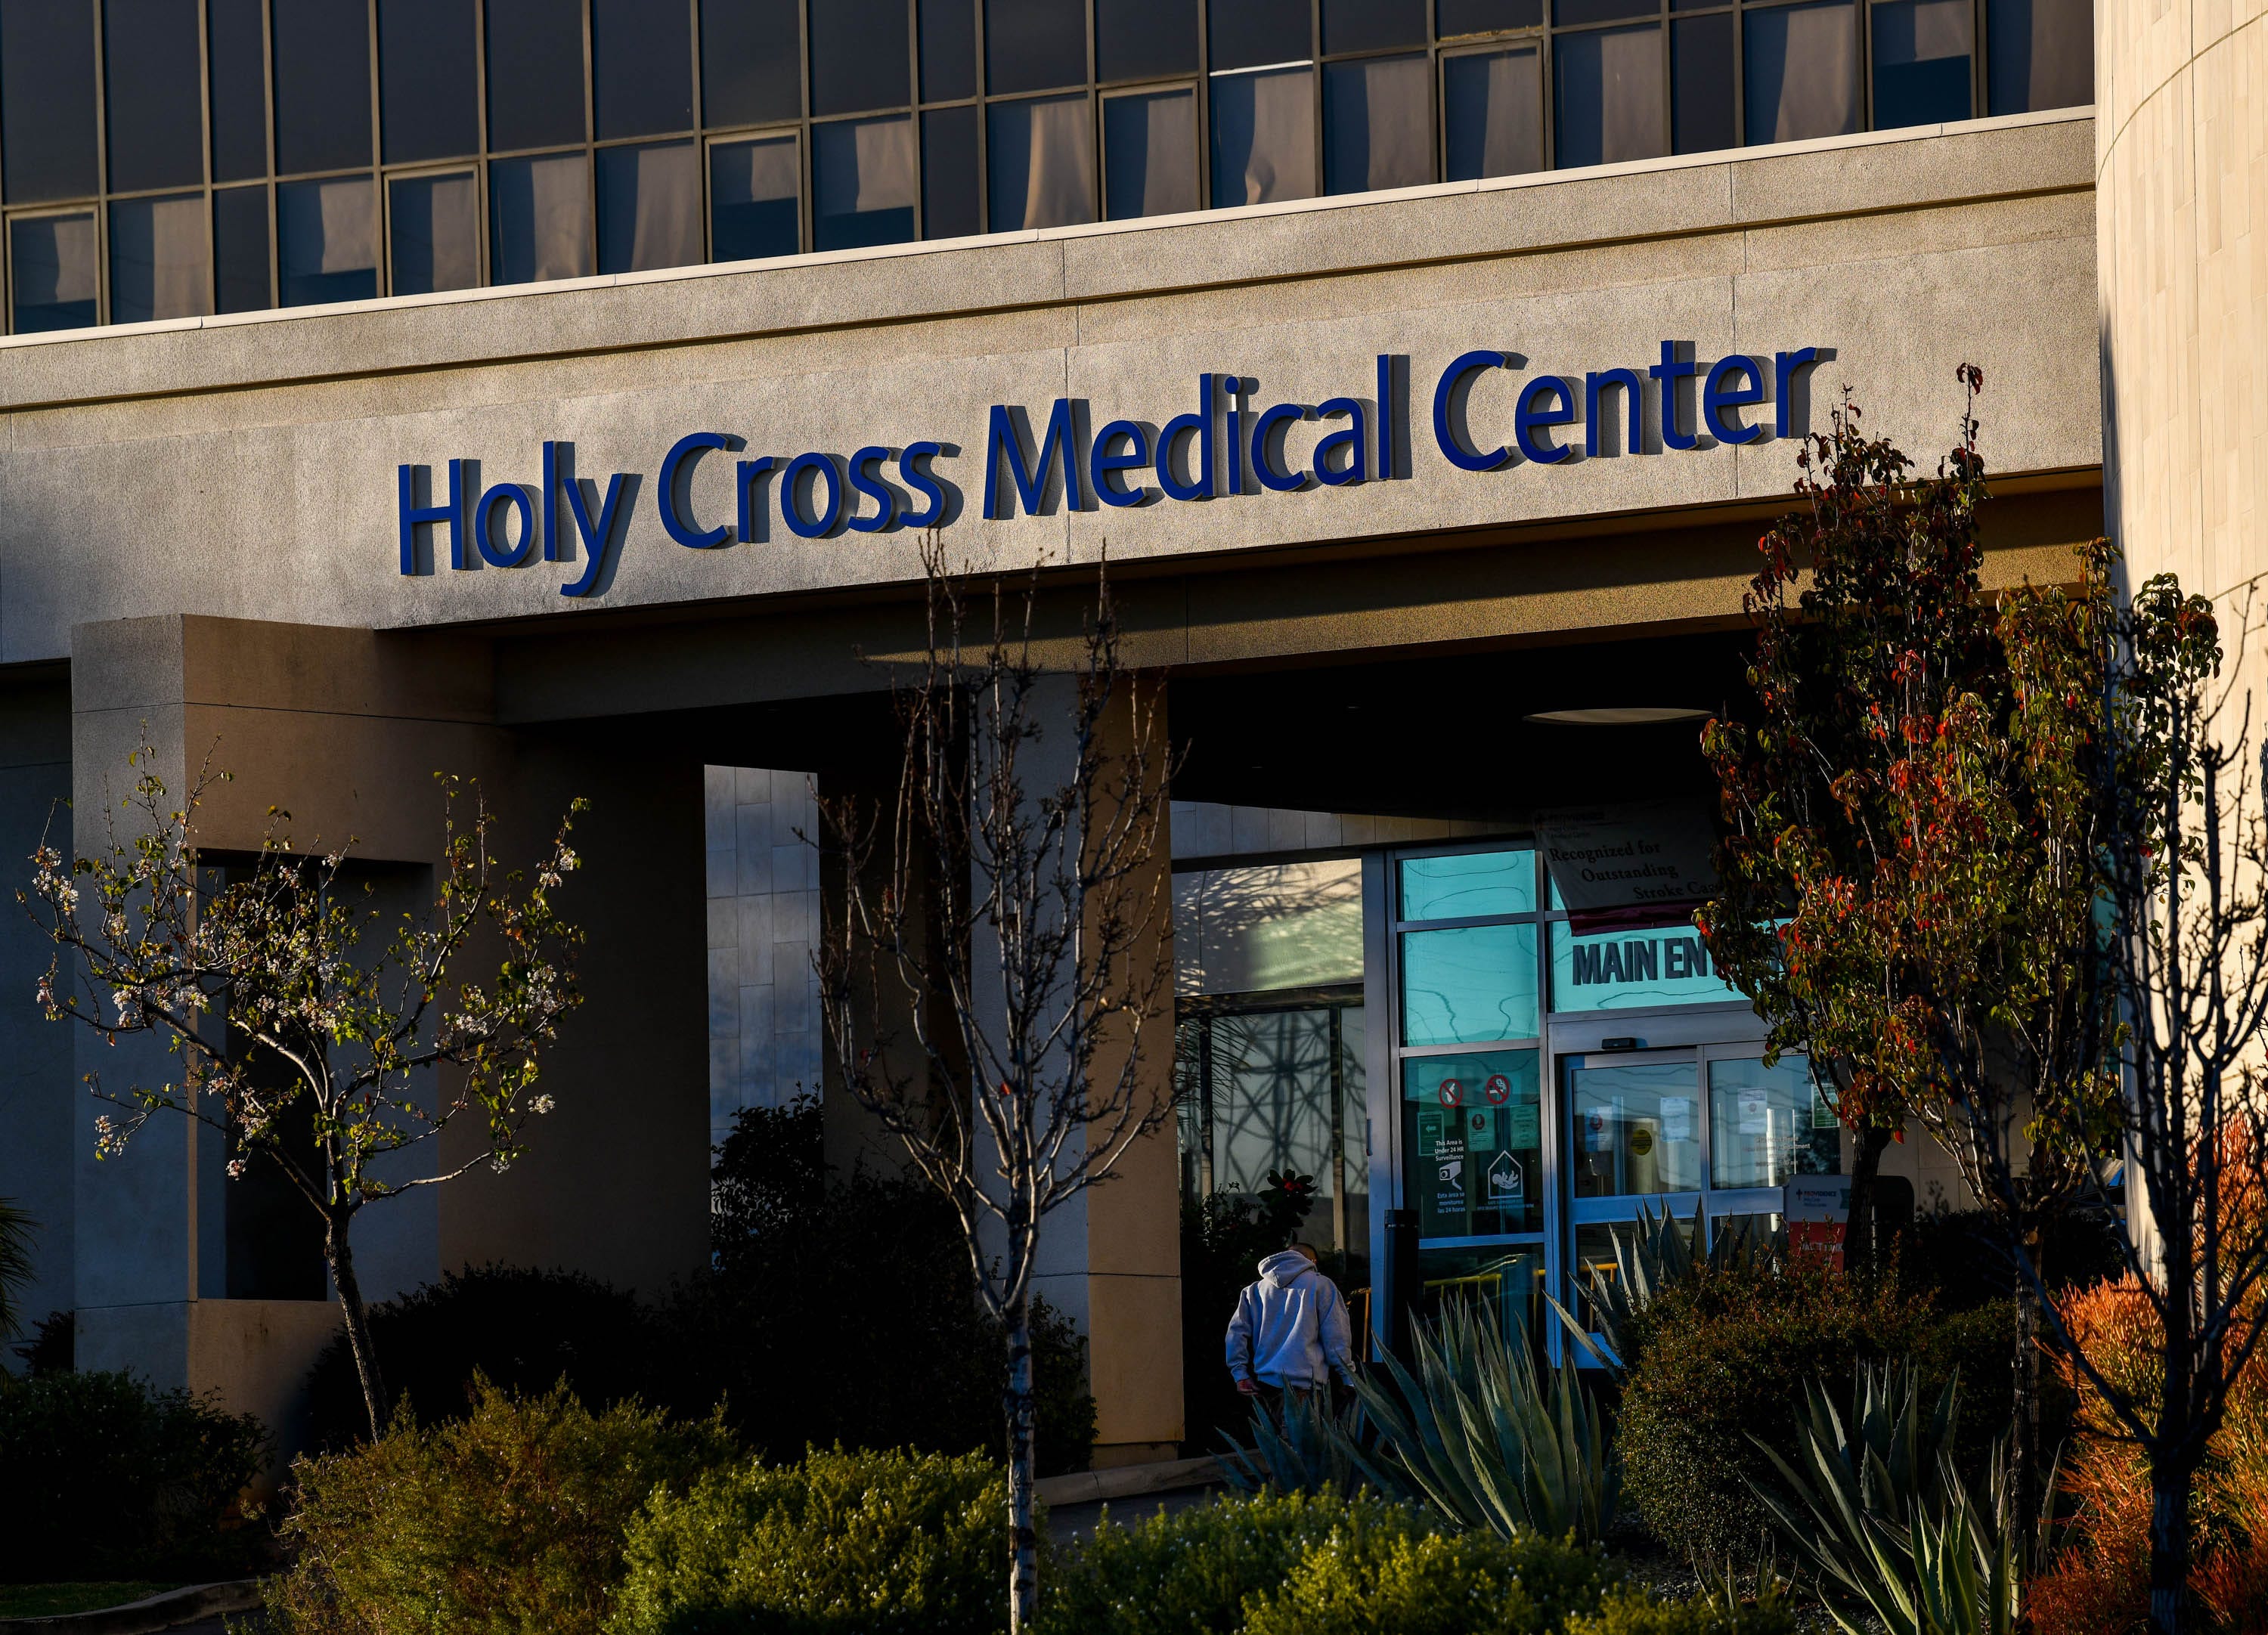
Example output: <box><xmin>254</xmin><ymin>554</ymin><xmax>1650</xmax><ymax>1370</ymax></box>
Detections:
<box><xmin>1035</xmin><ymin>1454</ymin><xmax>1225</xmax><ymax>1508</ymax></box>
<box><xmin>0</xmin><ymin>1581</ymin><xmax>263</xmax><ymax>1635</ymax></box>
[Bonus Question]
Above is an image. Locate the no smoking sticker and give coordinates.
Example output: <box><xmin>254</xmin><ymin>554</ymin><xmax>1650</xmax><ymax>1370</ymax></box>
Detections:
<box><xmin>1484</xmin><ymin>1073</ymin><xmax>1510</xmax><ymax>1105</ymax></box>
<box><xmin>1438</xmin><ymin>1078</ymin><xmax>1464</xmax><ymax>1107</ymax></box>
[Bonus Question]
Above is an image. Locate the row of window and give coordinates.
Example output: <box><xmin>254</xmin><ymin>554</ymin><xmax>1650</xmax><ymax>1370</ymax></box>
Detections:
<box><xmin>1</xmin><ymin>0</ymin><xmax>2092</xmax><ymax>336</ymax></box>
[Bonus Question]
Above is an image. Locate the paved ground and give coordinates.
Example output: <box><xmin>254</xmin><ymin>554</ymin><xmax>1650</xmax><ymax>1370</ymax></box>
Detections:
<box><xmin>1046</xmin><ymin>1484</ymin><xmax>1220</xmax><ymax>1545</ymax></box>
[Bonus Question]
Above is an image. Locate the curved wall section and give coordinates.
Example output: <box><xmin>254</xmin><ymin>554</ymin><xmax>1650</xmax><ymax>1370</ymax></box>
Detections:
<box><xmin>2097</xmin><ymin>0</ymin><xmax>2268</xmax><ymax>602</ymax></box>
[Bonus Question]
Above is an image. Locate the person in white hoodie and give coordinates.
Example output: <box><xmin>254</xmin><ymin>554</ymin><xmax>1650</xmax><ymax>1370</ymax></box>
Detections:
<box><xmin>1224</xmin><ymin>1241</ymin><xmax>1357</xmax><ymax>1402</ymax></box>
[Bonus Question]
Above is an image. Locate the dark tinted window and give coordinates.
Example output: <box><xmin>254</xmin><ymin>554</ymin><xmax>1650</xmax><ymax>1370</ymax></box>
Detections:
<box><xmin>1209</xmin><ymin>0</ymin><xmax>1309</xmax><ymax>71</ymax></box>
<box><xmin>389</xmin><ymin>169</ymin><xmax>480</xmax><ymax>291</ymax></box>
<box><xmin>986</xmin><ymin>0</ymin><xmax>1086</xmax><ymax>94</ymax></box>
<box><xmin>106</xmin><ymin>0</ymin><xmax>206</xmax><ymax>192</ymax></box>
<box><xmin>1436</xmin><ymin>0</ymin><xmax>1543</xmax><ymax>32</ymax></box>
<box><xmin>710</xmin><ymin>132</ymin><xmax>799</xmax><ymax>257</ymax></box>
<box><xmin>1104</xmin><ymin>86</ymin><xmax>1198</xmax><ymax>216</ymax></box>
<box><xmin>599</xmin><ymin>141</ymin><xmax>701</xmax><ymax>270</ymax></box>
<box><xmin>277</xmin><ymin>175</ymin><xmax>377</xmax><ymax>304</ymax></box>
<box><xmin>209</xmin><ymin>0</ymin><xmax>271</xmax><ymax>181</ymax></box>
<box><xmin>1443</xmin><ymin>45</ymin><xmax>1541</xmax><ymax>179</ymax></box>
<box><xmin>1324</xmin><ymin>54</ymin><xmax>1431</xmax><ymax>194</ymax></box>
<box><xmin>701</xmin><ymin>0</ymin><xmax>801</xmax><ymax>126</ymax></box>
<box><xmin>1743</xmin><ymin>0</ymin><xmax>1857</xmax><ymax>144</ymax></box>
<box><xmin>595</xmin><ymin>0</ymin><xmax>693</xmax><ymax>137</ymax></box>
<box><xmin>1988</xmin><ymin>0</ymin><xmax>2091</xmax><ymax>115</ymax></box>
<box><xmin>489</xmin><ymin>150</ymin><xmax>593</xmax><ymax>281</ymax></box>
<box><xmin>110</xmin><ymin>194</ymin><xmax>210</xmax><ymax>323</ymax></box>
<box><xmin>487</xmin><ymin>0</ymin><xmax>587</xmax><ymax>150</ymax></box>
<box><xmin>213</xmin><ymin>185</ymin><xmax>273</xmax><ymax>311</ymax></box>
<box><xmin>1871</xmin><ymin>0</ymin><xmax>1972</xmax><ymax>128</ymax></box>
<box><xmin>921</xmin><ymin>104</ymin><xmax>979</xmax><ymax>235</ymax></box>
<box><xmin>2</xmin><ymin>5</ymin><xmax>98</xmax><ymax>203</ymax></box>
<box><xmin>814</xmin><ymin>113</ymin><xmax>918</xmax><ymax>247</ymax></box>
<box><xmin>1321</xmin><ymin>0</ymin><xmax>1426</xmax><ymax>54</ymax></box>
<box><xmin>11</xmin><ymin>214</ymin><xmax>98</xmax><ymax>330</ymax></box>
<box><xmin>274</xmin><ymin>0</ymin><xmax>373</xmax><ymax>175</ymax></box>
<box><xmin>380</xmin><ymin>0</ymin><xmax>479</xmax><ymax>163</ymax></box>
<box><xmin>812</xmin><ymin>0</ymin><xmax>909</xmax><ymax>114</ymax></box>
<box><xmin>1671</xmin><ymin>14</ymin><xmax>1734</xmax><ymax>153</ymax></box>
<box><xmin>920</xmin><ymin>0</ymin><xmax>976</xmax><ymax>99</ymax></box>
<box><xmin>1555</xmin><ymin>0</ymin><xmax>1659</xmax><ymax>22</ymax></box>
<box><xmin>1095</xmin><ymin>0</ymin><xmax>1197</xmax><ymax>81</ymax></box>
<box><xmin>1554</xmin><ymin>22</ymin><xmax>1665</xmax><ymax>166</ymax></box>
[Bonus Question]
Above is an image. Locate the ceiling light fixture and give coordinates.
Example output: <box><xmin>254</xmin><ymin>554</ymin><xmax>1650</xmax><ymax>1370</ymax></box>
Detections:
<box><xmin>1523</xmin><ymin>707</ymin><xmax>1714</xmax><ymax>726</ymax></box>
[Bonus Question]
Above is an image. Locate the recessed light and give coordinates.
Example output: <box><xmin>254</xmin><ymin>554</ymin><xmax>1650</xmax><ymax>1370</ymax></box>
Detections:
<box><xmin>1523</xmin><ymin>707</ymin><xmax>1713</xmax><ymax>726</ymax></box>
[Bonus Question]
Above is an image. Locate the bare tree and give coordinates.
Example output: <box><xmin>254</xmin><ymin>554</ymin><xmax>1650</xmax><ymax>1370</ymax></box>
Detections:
<box><xmin>816</xmin><ymin>538</ymin><xmax>1176</xmax><ymax>1635</ymax></box>
<box><xmin>2034</xmin><ymin>572</ymin><xmax>2268</xmax><ymax>1635</ymax></box>
<box><xmin>29</xmin><ymin>747</ymin><xmax>587</xmax><ymax>1438</ymax></box>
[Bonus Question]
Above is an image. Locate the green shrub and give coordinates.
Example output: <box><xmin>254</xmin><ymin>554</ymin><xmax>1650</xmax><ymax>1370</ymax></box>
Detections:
<box><xmin>264</xmin><ymin>1378</ymin><xmax>733</xmax><ymax>1635</ymax></box>
<box><xmin>1617</xmin><ymin>1259</ymin><xmax>1940</xmax><ymax>1567</ymax></box>
<box><xmin>0</xmin><ymin>1368</ymin><xmax>268</xmax><ymax>1583</ymax></box>
<box><xmin>1240</xmin><ymin>1527</ymin><xmax>1618</xmax><ymax>1635</ymax></box>
<box><xmin>1037</xmin><ymin>1488</ymin><xmax>1428</xmax><ymax>1635</ymax></box>
<box><xmin>665</xmin><ymin>1098</ymin><xmax>1098</xmax><ymax>1475</ymax></box>
<box><xmin>1563</xmin><ymin>1586</ymin><xmax>1798</xmax><ymax>1635</ymax></box>
<box><xmin>607</xmin><ymin>1446</ymin><xmax>1005</xmax><ymax>1635</ymax></box>
<box><xmin>303</xmin><ymin>1264</ymin><xmax>665</xmax><ymax>1451</ymax></box>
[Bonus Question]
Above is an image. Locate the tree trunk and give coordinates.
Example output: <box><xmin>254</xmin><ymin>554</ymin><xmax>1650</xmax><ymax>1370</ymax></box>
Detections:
<box><xmin>325</xmin><ymin>1216</ymin><xmax>388</xmax><ymax>1441</ymax></box>
<box><xmin>2012</xmin><ymin>1230</ymin><xmax>2044</xmax><ymax>1558</ymax></box>
<box><xmin>1844</xmin><ymin>1123</ymin><xmax>1894</xmax><ymax>1275</ymax></box>
<box><xmin>1003</xmin><ymin>1293</ymin><xmax>1039</xmax><ymax>1635</ymax></box>
<box><xmin>2147</xmin><ymin>1458</ymin><xmax>2192</xmax><ymax>1635</ymax></box>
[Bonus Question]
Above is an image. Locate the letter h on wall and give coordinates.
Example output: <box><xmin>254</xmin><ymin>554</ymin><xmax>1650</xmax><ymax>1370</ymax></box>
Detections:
<box><xmin>398</xmin><ymin>461</ymin><xmax>468</xmax><ymax>574</ymax></box>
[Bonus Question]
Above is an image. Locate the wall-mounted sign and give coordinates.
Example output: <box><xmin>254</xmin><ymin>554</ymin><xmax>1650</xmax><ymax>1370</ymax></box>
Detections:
<box><xmin>1538</xmin><ymin>800</ymin><xmax>1720</xmax><ymax>933</ymax></box>
<box><xmin>395</xmin><ymin>343</ymin><xmax>1824</xmax><ymax>596</ymax></box>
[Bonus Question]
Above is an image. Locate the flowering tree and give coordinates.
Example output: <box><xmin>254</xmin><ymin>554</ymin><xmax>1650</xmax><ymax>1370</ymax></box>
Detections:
<box><xmin>2053</xmin><ymin>576</ymin><xmax>2268</xmax><ymax>1634</ymax></box>
<box><xmin>1699</xmin><ymin>370</ymin><xmax>2124</xmax><ymax>1544</ymax></box>
<box><xmin>29</xmin><ymin>746</ymin><xmax>587</xmax><ymax>1438</ymax></box>
<box><xmin>816</xmin><ymin>538</ymin><xmax>1176</xmax><ymax>1635</ymax></box>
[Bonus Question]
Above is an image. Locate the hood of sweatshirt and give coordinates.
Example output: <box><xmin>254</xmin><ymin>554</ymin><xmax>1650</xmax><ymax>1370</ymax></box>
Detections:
<box><xmin>1257</xmin><ymin>1249</ymin><xmax>1315</xmax><ymax>1288</ymax></box>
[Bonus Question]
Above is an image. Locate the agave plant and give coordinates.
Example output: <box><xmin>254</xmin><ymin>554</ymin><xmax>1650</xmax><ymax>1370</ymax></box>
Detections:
<box><xmin>1338</xmin><ymin>1296</ymin><xmax>1618</xmax><ymax>1546</ymax></box>
<box><xmin>1747</xmin><ymin>1361</ymin><xmax>2021</xmax><ymax>1635</ymax></box>
<box><xmin>1218</xmin><ymin>1387</ymin><xmax>1380</xmax><ymax>1497</ymax></box>
<box><xmin>1552</xmin><ymin>1198</ymin><xmax>1783</xmax><ymax>1372</ymax></box>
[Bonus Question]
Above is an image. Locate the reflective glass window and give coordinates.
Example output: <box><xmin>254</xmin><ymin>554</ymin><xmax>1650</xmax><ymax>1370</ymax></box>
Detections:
<box><xmin>488</xmin><ymin>151</ymin><xmax>593</xmax><ymax>283</ymax></box>
<box><xmin>1400</xmin><ymin>851</ymin><xmax>1535</xmax><ymax>921</ymax></box>
<box><xmin>1570</xmin><ymin>1057</ymin><xmax>1702</xmax><ymax>1197</ymax></box>
<box><xmin>702</xmin><ymin>0</ymin><xmax>802</xmax><ymax>126</ymax></box>
<box><xmin>1550</xmin><ymin>922</ymin><xmax>1742</xmax><ymax>1012</ymax></box>
<box><xmin>814</xmin><ymin>115</ymin><xmax>919</xmax><ymax>249</ymax></box>
<box><xmin>210</xmin><ymin>0</ymin><xmax>271</xmax><ymax>181</ymax></box>
<box><xmin>1709</xmin><ymin>1057</ymin><xmax>1840</xmax><ymax>1190</ymax></box>
<box><xmin>920</xmin><ymin>0</ymin><xmax>977</xmax><ymax>100</ymax></box>
<box><xmin>811</xmin><ymin>0</ymin><xmax>909</xmax><ymax>116</ymax></box>
<box><xmin>1104</xmin><ymin>88</ymin><xmax>1198</xmax><ymax>219</ymax></box>
<box><xmin>11</xmin><ymin>215</ymin><xmax>98</xmax><ymax>332</ymax></box>
<box><xmin>486</xmin><ymin>0</ymin><xmax>587</xmax><ymax>151</ymax></box>
<box><xmin>274</xmin><ymin>0</ymin><xmax>373</xmax><ymax>175</ymax></box>
<box><xmin>1437</xmin><ymin>0</ymin><xmax>1544</xmax><ymax>32</ymax></box>
<box><xmin>1554</xmin><ymin>23</ymin><xmax>1665</xmax><ymax>168</ymax></box>
<box><xmin>594</xmin><ymin>0</ymin><xmax>693</xmax><ymax>138</ymax></box>
<box><xmin>1096</xmin><ymin>0</ymin><xmax>1197</xmax><ymax>82</ymax></box>
<box><xmin>1323</xmin><ymin>53</ymin><xmax>1432</xmax><ymax>196</ymax></box>
<box><xmin>985</xmin><ymin>0</ymin><xmax>1087</xmax><ymax>94</ymax></box>
<box><xmin>1743</xmin><ymin>0</ymin><xmax>1858</xmax><ymax>145</ymax></box>
<box><xmin>1872</xmin><ymin>0</ymin><xmax>1972</xmax><ymax>128</ymax></box>
<box><xmin>987</xmin><ymin>94</ymin><xmax>1095</xmax><ymax>232</ymax></box>
<box><xmin>1400</xmin><ymin>924</ymin><xmax>1538</xmax><ymax>1045</ymax></box>
<box><xmin>1671</xmin><ymin>14</ymin><xmax>1734</xmax><ymax>153</ymax></box>
<box><xmin>1557</xmin><ymin>0</ymin><xmax>1659</xmax><ymax>20</ymax></box>
<box><xmin>380</xmin><ymin>0</ymin><xmax>479</xmax><ymax>163</ymax></box>
<box><xmin>1403</xmin><ymin>1051</ymin><xmax>1542</xmax><ymax>1237</ymax></box>
<box><xmin>1209</xmin><ymin>0</ymin><xmax>1309</xmax><ymax>73</ymax></box>
<box><xmin>921</xmin><ymin>107</ymin><xmax>981</xmax><ymax>237</ymax></box>
<box><xmin>106</xmin><ymin>0</ymin><xmax>205</xmax><ymax>193</ymax></box>
<box><xmin>389</xmin><ymin>170</ymin><xmax>481</xmax><ymax>293</ymax></box>
<box><xmin>1443</xmin><ymin>46</ymin><xmax>1542</xmax><ymax>181</ymax></box>
<box><xmin>1988</xmin><ymin>0</ymin><xmax>2092</xmax><ymax>115</ymax></box>
<box><xmin>2</xmin><ymin>5</ymin><xmax>98</xmax><ymax>203</ymax></box>
<box><xmin>598</xmin><ymin>141</ymin><xmax>702</xmax><ymax>272</ymax></box>
<box><xmin>1321</xmin><ymin>0</ymin><xmax>1427</xmax><ymax>54</ymax></box>
<box><xmin>214</xmin><ymin>185</ymin><xmax>271</xmax><ymax>311</ymax></box>
<box><xmin>709</xmin><ymin>132</ymin><xmax>801</xmax><ymax>259</ymax></box>
<box><xmin>110</xmin><ymin>194</ymin><xmax>210</xmax><ymax>323</ymax></box>
<box><xmin>277</xmin><ymin>176</ymin><xmax>378</xmax><ymax>305</ymax></box>
<box><xmin>1210</xmin><ymin>64</ymin><xmax>1316</xmax><ymax>207</ymax></box>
